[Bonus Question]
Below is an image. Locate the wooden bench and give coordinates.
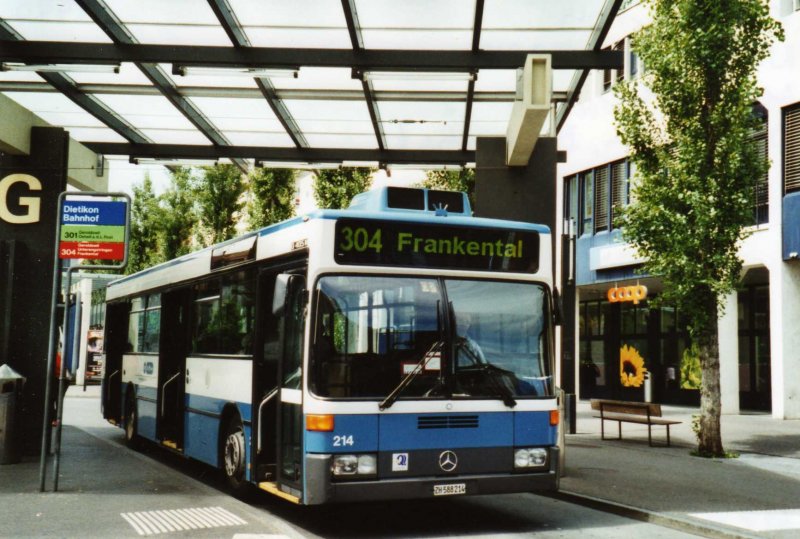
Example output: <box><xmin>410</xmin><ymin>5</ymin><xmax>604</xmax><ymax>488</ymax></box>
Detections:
<box><xmin>590</xmin><ymin>399</ymin><xmax>681</xmax><ymax>447</ymax></box>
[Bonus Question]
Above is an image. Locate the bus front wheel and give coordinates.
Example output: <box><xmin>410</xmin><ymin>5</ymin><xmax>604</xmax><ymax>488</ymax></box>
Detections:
<box><xmin>222</xmin><ymin>416</ymin><xmax>248</xmax><ymax>495</ymax></box>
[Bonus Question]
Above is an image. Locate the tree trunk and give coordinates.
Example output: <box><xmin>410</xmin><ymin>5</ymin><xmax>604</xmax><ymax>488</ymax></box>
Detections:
<box><xmin>696</xmin><ymin>303</ymin><xmax>725</xmax><ymax>456</ymax></box>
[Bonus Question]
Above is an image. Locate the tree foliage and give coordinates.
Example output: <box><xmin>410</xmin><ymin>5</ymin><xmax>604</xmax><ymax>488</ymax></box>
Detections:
<box><xmin>158</xmin><ymin>167</ymin><xmax>197</xmax><ymax>260</ymax></box>
<box><xmin>313</xmin><ymin>168</ymin><xmax>373</xmax><ymax>209</ymax></box>
<box><xmin>614</xmin><ymin>0</ymin><xmax>782</xmax><ymax>456</ymax></box>
<box><xmin>127</xmin><ymin>174</ymin><xmax>164</xmax><ymax>274</ymax></box>
<box><xmin>194</xmin><ymin>164</ymin><xmax>245</xmax><ymax>246</ymax></box>
<box><xmin>420</xmin><ymin>169</ymin><xmax>476</xmax><ymax>209</ymax></box>
<box><xmin>248</xmin><ymin>168</ymin><xmax>296</xmax><ymax>229</ymax></box>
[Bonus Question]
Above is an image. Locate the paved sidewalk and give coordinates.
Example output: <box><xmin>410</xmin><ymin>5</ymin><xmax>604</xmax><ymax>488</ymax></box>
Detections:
<box><xmin>559</xmin><ymin>400</ymin><xmax>800</xmax><ymax>538</ymax></box>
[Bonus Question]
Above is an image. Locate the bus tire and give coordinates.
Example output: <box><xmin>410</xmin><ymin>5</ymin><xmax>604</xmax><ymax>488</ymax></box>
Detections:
<box><xmin>222</xmin><ymin>415</ymin><xmax>249</xmax><ymax>496</ymax></box>
<box><xmin>124</xmin><ymin>389</ymin><xmax>140</xmax><ymax>449</ymax></box>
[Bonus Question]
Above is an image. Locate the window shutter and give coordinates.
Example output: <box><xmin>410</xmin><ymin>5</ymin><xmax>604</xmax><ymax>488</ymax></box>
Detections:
<box><xmin>594</xmin><ymin>166</ymin><xmax>609</xmax><ymax>232</ymax></box>
<box><xmin>786</xmin><ymin>106</ymin><xmax>800</xmax><ymax>194</ymax></box>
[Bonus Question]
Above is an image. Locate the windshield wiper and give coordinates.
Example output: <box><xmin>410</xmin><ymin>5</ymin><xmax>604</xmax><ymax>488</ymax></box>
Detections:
<box><xmin>379</xmin><ymin>340</ymin><xmax>444</xmax><ymax>411</ymax></box>
<box><xmin>480</xmin><ymin>364</ymin><xmax>518</xmax><ymax>408</ymax></box>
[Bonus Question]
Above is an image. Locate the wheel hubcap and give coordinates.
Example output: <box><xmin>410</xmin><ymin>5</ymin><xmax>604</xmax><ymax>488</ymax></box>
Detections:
<box><xmin>224</xmin><ymin>430</ymin><xmax>244</xmax><ymax>477</ymax></box>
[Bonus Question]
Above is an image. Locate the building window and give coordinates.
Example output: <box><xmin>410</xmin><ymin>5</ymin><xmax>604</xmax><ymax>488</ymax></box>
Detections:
<box><xmin>611</xmin><ymin>160</ymin><xmax>629</xmax><ymax>228</ymax></box>
<box><xmin>581</xmin><ymin>171</ymin><xmax>594</xmax><ymax>236</ymax></box>
<box><xmin>614</xmin><ymin>41</ymin><xmax>625</xmax><ymax>83</ymax></box>
<box><xmin>785</xmin><ymin>104</ymin><xmax>800</xmax><ymax>194</ymax></box>
<box><xmin>751</xmin><ymin>105</ymin><xmax>769</xmax><ymax>225</ymax></box>
<box><xmin>602</xmin><ymin>46</ymin><xmax>613</xmax><ymax>93</ymax></box>
<box><xmin>629</xmin><ymin>45</ymin><xmax>639</xmax><ymax>79</ymax></box>
<box><xmin>565</xmin><ymin>175</ymin><xmax>579</xmax><ymax>232</ymax></box>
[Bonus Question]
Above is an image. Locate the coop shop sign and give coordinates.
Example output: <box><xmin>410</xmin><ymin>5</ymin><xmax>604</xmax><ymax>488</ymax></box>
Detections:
<box><xmin>607</xmin><ymin>284</ymin><xmax>648</xmax><ymax>305</ymax></box>
<box><xmin>0</xmin><ymin>174</ymin><xmax>41</xmax><ymax>224</ymax></box>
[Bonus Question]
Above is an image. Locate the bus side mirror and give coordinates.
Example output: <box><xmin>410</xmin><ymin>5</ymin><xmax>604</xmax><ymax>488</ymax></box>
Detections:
<box><xmin>552</xmin><ymin>287</ymin><xmax>563</xmax><ymax>326</ymax></box>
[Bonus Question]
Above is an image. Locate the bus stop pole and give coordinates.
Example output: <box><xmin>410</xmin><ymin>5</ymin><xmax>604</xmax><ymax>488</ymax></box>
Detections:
<box><xmin>38</xmin><ymin>192</ymin><xmax>68</xmax><ymax>492</ymax></box>
<box><xmin>52</xmin><ymin>267</ymin><xmax>74</xmax><ymax>492</ymax></box>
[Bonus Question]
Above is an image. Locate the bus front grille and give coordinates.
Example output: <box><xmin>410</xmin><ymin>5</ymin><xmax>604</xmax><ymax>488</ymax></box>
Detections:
<box><xmin>417</xmin><ymin>415</ymin><xmax>479</xmax><ymax>429</ymax></box>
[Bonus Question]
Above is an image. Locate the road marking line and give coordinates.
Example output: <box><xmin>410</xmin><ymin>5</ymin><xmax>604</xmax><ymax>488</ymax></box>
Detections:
<box><xmin>121</xmin><ymin>507</ymin><xmax>247</xmax><ymax>536</ymax></box>
<box><xmin>690</xmin><ymin>509</ymin><xmax>800</xmax><ymax>532</ymax></box>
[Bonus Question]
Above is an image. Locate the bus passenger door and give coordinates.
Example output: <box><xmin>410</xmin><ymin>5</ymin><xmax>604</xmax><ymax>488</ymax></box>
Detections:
<box><xmin>275</xmin><ymin>274</ymin><xmax>306</xmax><ymax>498</ymax></box>
<box><xmin>157</xmin><ymin>288</ymin><xmax>188</xmax><ymax>449</ymax></box>
<box><xmin>102</xmin><ymin>301</ymin><xmax>129</xmax><ymax>423</ymax></box>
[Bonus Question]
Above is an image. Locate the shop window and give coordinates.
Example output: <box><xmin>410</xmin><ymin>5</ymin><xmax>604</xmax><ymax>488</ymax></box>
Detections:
<box><xmin>579</xmin><ymin>300</ymin><xmax>609</xmax><ymax>394</ymax></box>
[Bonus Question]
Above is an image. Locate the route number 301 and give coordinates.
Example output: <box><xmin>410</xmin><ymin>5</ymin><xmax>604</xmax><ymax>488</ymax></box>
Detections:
<box><xmin>339</xmin><ymin>226</ymin><xmax>382</xmax><ymax>253</ymax></box>
<box><xmin>333</xmin><ymin>434</ymin><xmax>355</xmax><ymax>447</ymax></box>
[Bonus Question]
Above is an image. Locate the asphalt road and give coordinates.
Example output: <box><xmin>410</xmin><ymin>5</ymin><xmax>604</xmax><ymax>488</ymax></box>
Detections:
<box><xmin>51</xmin><ymin>393</ymin><xmax>702</xmax><ymax>539</ymax></box>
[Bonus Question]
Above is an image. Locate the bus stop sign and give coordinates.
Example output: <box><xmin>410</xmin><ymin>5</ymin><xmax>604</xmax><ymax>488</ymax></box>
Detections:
<box><xmin>58</xmin><ymin>200</ymin><xmax>127</xmax><ymax>260</ymax></box>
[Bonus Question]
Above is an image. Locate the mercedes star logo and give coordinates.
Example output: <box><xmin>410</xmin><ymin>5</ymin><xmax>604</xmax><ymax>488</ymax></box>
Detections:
<box><xmin>438</xmin><ymin>450</ymin><xmax>458</xmax><ymax>472</ymax></box>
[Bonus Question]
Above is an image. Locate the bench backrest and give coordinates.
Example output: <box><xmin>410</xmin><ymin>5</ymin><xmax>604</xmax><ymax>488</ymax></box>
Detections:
<box><xmin>590</xmin><ymin>399</ymin><xmax>662</xmax><ymax>417</ymax></box>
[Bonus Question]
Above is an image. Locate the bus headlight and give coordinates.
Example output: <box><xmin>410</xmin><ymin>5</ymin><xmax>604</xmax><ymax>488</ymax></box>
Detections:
<box><xmin>332</xmin><ymin>454</ymin><xmax>377</xmax><ymax>477</ymax></box>
<box><xmin>514</xmin><ymin>448</ymin><xmax>548</xmax><ymax>469</ymax></box>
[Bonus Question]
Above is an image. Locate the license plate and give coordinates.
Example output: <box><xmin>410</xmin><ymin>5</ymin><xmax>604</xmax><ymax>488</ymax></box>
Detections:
<box><xmin>433</xmin><ymin>483</ymin><xmax>466</xmax><ymax>496</ymax></box>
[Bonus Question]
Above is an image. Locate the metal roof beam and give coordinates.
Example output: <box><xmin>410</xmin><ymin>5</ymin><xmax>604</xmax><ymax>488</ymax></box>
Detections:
<box><xmin>462</xmin><ymin>0</ymin><xmax>485</xmax><ymax>152</ymax></box>
<box><xmin>74</xmin><ymin>0</ymin><xmax>249</xmax><ymax>173</ymax></box>
<box><xmin>0</xmin><ymin>41</ymin><xmax>624</xmax><ymax>71</ymax></box>
<box><xmin>207</xmin><ymin>0</ymin><xmax>308</xmax><ymax>148</ymax></box>
<box><xmin>556</xmin><ymin>0</ymin><xmax>625</xmax><ymax>132</ymax></box>
<box><xmin>0</xmin><ymin>20</ymin><xmax>150</xmax><ymax>144</ymax></box>
<box><xmin>0</xmin><ymin>82</ymin><xmax>571</xmax><ymax>103</ymax></box>
<box><xmin>84</xmin><ymin>142</ymin><xmax>475</xmax><ymax>165</ymax></box>
<box><xmin>341</xmin><ymin>0</ymin><xmax>386</xmax><ymax>151</ymax></box>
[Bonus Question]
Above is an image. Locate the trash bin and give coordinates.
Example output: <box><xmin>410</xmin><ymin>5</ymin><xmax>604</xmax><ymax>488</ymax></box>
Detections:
<box><xmin>0</xmin><ymin>364</ymin><xmax>26</xmax><ymax>465</ymax></box>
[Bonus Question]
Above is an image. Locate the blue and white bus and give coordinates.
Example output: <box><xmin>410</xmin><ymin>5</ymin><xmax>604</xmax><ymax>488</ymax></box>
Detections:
<box><xmin>101</xmin><ymin>186</ymin><xmax>560</xmax><ymax>504</ymax></box>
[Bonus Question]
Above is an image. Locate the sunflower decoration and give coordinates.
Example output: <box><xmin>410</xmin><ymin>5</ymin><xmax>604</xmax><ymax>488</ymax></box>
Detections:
<box><xmin>620</xmin><ymin>344</ymin><xmax>647</xmax><ymax>388</ymax></box>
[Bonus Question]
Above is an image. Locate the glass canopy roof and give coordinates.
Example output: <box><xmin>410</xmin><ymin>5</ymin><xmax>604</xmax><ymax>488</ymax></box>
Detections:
<box><xmin>0</xmin><ymin>0</ymin><xmax>619</xmax><ymax>170</ymax></box>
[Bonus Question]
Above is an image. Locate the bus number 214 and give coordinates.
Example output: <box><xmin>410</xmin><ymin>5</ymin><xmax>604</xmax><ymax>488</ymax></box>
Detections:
<box><xmin>333</xmin><ymin>434</ymin><xmax>355</xmax><ymax>447</ymax></box>
<box><xmin>339</xmin><ymin>226</ymin><xmax>382</xmax><ymax>253</ymax></box>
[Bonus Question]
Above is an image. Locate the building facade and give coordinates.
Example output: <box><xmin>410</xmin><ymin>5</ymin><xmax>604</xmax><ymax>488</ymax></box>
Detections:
<box><xmin>556</xmin><ymin>1</ymin><xmax>800</xmax><ymax>418</ymax></box>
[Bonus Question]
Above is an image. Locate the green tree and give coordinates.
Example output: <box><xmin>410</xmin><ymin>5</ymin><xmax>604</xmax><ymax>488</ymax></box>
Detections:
<box><xmin>159</xmin><ymin>167</ymin><xmax>197</xmax><ymax>260</ymax></box>
<box><xmin>313</xmin><ymin>168</ymin><xmax>373</xmax><ymax>209</ymax></box>
<box><xmin>420</xmin><ymin>169</ymin><xmax>476</xmax><ymax>209</ymax></box>
<box><xmin>613</xmin><ymin>0</ymin><xmax>782</xmax><ymax>456</ymax></box>
<box><xmin>248</xmin><ymin>168</ymin><xmax>296</xmax><ymax>229</ymax></box>
<box><xmin>195</xmin><ymin>164</ymin><xmax>245</xmax><ymax>246</ymax></box>
<box><xmin>127</xmin><ymin>174</ymin><xmax>164</xmax><ymax>274</ymax></box>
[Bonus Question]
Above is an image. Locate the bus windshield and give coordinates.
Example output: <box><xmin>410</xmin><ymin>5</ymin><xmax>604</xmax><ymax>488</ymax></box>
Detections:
<box><xmin>311</xmin><ymin>276</ymin><xmax>553</xmax><ymax>401</ymax></box>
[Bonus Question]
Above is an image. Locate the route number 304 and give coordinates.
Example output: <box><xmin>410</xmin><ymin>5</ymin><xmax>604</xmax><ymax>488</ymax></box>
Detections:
<box><xmin>333</xmin><ymin>434</ymin><xmax>355</xmax><ymax>447</ymax></box>
<box><xmin>339</xmin><ymin>226</ymin><xmax>382</xmax><ymax>253</ymax></box>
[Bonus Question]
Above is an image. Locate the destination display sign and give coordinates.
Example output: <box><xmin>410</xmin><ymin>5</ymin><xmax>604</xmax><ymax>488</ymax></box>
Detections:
<box><xmin>59</xmin><ymin>200</ymin><xmax>127</xmax><ymax>260</ymax></box>
<box><xmin>334</xmin><ymin>218</ymin><xmax>539</xmax><ymax>273</ymax></box>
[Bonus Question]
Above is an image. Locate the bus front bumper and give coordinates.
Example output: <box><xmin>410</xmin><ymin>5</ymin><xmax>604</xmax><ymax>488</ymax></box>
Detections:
<box><xmin>304</xmin><ymin>447</ymin><xmax>559</xmax><ymax>505</ymax></box>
